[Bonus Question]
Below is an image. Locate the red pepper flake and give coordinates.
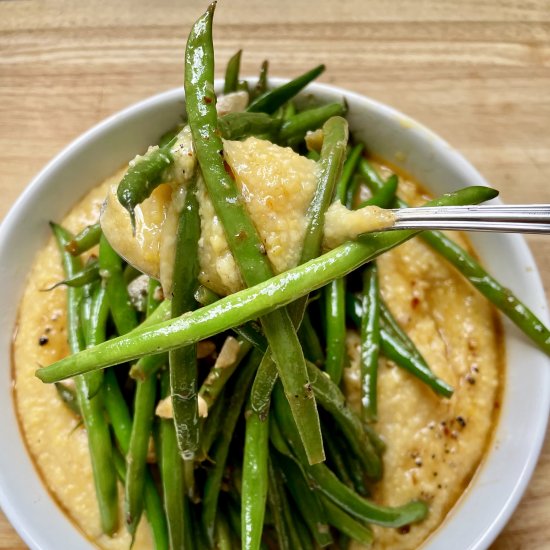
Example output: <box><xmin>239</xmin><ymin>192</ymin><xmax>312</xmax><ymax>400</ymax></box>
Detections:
<box><xmin>398</xmin><ymin>525</ymin><xmax>411</xmax><ymax>535</ymax></box>
<box><xmin>203</xmin><ymin>95</ymin><xmax>213</xmax><ymax>104</ymax></box>
<box><xmin>411</xmin><ymin>297</ymin><xmax>420</xmax><ymax>308</ymax></box>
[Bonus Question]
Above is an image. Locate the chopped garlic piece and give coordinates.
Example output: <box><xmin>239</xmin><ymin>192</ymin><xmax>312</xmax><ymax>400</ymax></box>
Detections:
<box><xmin>198</xmin><ymin>395</ymin><xmax>208</xmax><ymax>418</ymax></box>
<box><xmin>155</xmin><ymin>396</ymin><xmax>173</xmax><ymax>419</ymax></box>
<box><xmin>305</xmin><ymin>128</ymin><xmax>324</xmax><ymax>152</ymax></box>
<box><xmin>323</xmin><ymin>201</ymin><xmax>396</xmax><ymax>250</ymax></box>
<box><xmin>214</xmin><ymin>336</ymin><xmax>241</xmax><ymax>369</ymax></box>
<box><xmin>216</xmin><ymin>91</ymin><xmax>249</xmax><ymax>116</ymax></box>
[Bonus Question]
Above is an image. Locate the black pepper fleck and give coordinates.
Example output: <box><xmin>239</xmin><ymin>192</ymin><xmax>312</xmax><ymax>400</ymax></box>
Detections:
<box><xmin>38</xmin><ymin>336</ymin><xmax>49</xmax><ymax>346</ymax></box>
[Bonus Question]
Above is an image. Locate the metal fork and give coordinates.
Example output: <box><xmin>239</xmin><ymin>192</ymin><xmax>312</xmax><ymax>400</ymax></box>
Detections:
<box><xmin>387</xmin><ymin>204</ymin><xmax>550</xmax><ymax>234</ymax></box>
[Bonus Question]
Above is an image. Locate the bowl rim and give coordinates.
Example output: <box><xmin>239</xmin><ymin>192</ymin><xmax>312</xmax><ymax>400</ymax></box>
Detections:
<box><xmin>1</xmin><ymin>80</ymin><xmax>549</xmax><ymax>550</ymax></box>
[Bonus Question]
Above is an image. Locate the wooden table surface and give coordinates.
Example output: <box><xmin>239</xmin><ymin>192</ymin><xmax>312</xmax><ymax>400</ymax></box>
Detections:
<box><xmin>1</xmin><ymin>0</ymin><xmax>549</xmax><ymax>547</ymax></box>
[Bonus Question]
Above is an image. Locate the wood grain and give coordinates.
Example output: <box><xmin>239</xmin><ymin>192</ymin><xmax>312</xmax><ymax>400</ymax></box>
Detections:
<box><xmin>1</xmin><ymin>0</ymin><xmax>549</xmax><ymax>547</ymax></box>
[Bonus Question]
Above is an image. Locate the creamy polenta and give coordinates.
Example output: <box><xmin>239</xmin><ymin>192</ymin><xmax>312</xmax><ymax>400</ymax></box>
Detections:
<box><xmin>13</xmin><ymin>156</ymin><xmax>501</xmax><ymax>549</ymax></box>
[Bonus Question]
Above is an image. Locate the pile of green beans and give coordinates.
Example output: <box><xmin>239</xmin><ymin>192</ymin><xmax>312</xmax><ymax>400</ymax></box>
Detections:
<box><xmin>35</xmin><ymin>3</ymin><xmax>550</xmax><ymax>549</ymax></box>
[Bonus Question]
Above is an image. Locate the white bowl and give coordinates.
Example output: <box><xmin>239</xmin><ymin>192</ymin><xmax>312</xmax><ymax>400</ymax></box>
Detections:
<box><xmin>0</xmin><ymin>81</ymin><xmax>548</xmax><ymax>550</ymax></box>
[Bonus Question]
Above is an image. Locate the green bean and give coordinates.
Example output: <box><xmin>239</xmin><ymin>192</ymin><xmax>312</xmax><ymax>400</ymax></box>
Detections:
<box><xmin>242</xmin><ymin>405</ymin><xmax>269</xmax><ymax>550</ymax></box>
<box><xmin>348</xmin><ymin>293</ymin><xmax>454</xmax><ymax>398</ymax></box>
<box><xmin>359</xmin><ymin>174</ymin><xmax>398</xmax><ymax>209</ymax></box>
<box><xmin>247</xmin><ymin>64</ymin><xmax>325</xmax><ymax>114</ymax></box>
<box><xmin>273</xmin><ymin>382</ymin><xmax>428</xmax><ymax>528</ymax></box>
<box><xmin>378</xmin><ymin>301</ymin><xmax>419</xmax><ymax>359</ymax></box>
<box><xmin>81</xmin><ymin>282</ymin><xmax>110</xmax><ymax>399</ymax></box>
<box><xmin>169</xmin><ymin>176</ymin><xmax>201</xmax><ymax>458</ymax></box>
<box><xmin>37</xmin><ymin>186</ymin><xmax>499</xmax><ymax>383</ymax></box>
<box><xmin>218</xmin><ymin>112</ymin><xmax>281</xmax><ymax>141</ymax></box>
<box><xmin>44</xmin><ymin>260</ymin><xmax>100</xmax><ymax>290</ymax></box>
<box><xmin>116</xmin><ymin>140</ymin><xmax>176</xmax><ymax>228</ymax></box>
<box><xmin>103</xmin><ymin>363</ymin><xmax>169</xmax><ymax>549</ymax></box>
<box><xmin>99</xmin><ymin>235</ymin><xmax>138</xmax><ymax>335</ymax></box>
<box><xmin>216</xmin><ymin>513</ymin><xmax>233</xmax><ymax>550</ymax></box>
<box><xmin>380</xmin><ymin>326</ymin><xmax>454</xmax><ymax>397</ymax></box>
<box><xmin>292</xmin><ymin>500</ymin><xmax>317</xmax><ymax>550</ymax></box>
<box><xmin>322</xmin><ymin>428</ymin><xmax>354</xmax><ymax>490</ymax></box>
<box><xmin>361</xmin><ymin>263</ymin><xmax>380</xmax><ymax>421</ymax></box>
<box><xmin>50</xmin><ymin>223</ymin><xmax>118</xmax><ymax>536</ymax></box>
<box><xmin>202</xmin><ymin>349</ymin><xmax>262</xmax><ymax>543</ymax></box>
<box><xmin>65</xmin><ymin>222</ymin><xmax>102</xmax><ymax>256</ymax></box>
<box><xmin>298</xmin><ymin>310</ymin><xmax>325</xmax><ymax>366</ymax></box>
<box><xmin>358</xmin><ymin>158</ymin><xmax>550</xmax><ymax>355</ymax></box>
<box><xmin>279</xmin><ymin>103</ymin><xmax>347</xmax><ymax>147</ymax></box>
<box><xmin>125</xmin><ymin>375</ymin><xmax>157</xmax><ymax>535</ymax></box>
<box><xmin>129</xmin><ymin>353</ymin><xmax>167</xmax><ymax>381</ymax></box>
<box><xmin>267</xmin><ymin>457</ymin><xmax>292</xmax><ymax>550</ymax></box>
<box><xmin>324</xmin><ymin>277</ymin><xmax>346</xmax><ymax>384</ymax></box>
<box><xmin>282</xmin><ymin>100</ymin><xmax>296</xmax><ymax>120</ymax></box>
<box><xmin>158</xmin><ymin>370</ymin><xmax>187</xmax><ymax>550</ymax></box>
<box><xmin>306</xmin><ymin>363</ymin><xmax>381</xmax><ymax>481</ymax></box>
<box><xmin>337</xmin><ymin>143</ymin><xmax>364</xmax><ymax>206</ymax></box>
<box><xmin>253</xmin><ymin>60</ymin><xmax>269</xmax><ymax>99</ymax></box>
<box><xmin>184</xmin><ymin>3</ymin><xmax>323</xmax><ymax>465</ymax></box>
<box><xmin>276</xmin><ymin>453</ymin><xmax>333</xmax><ymax>547</ymax></box>
<box><xmin>224</xmin><ymin>49</ymin><xmax>242</xmax><ymax>94</ymax></box>
<box><xmin>320</xmin><ymin>496</ymin><xmax>374</xmax><ymax>546</ymax></box>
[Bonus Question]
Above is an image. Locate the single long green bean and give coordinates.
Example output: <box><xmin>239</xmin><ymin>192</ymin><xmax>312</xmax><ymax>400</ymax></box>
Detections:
<box><xmin>50</xmin><ymin>223</ymin><xmax>118</xmax><ymax>536</ymax></box>
<box><xmin>224</xmin><ymin>49</ymin><xmax>242</xmax><ymax>94</ymax></box>
<box><xmin>99</xmin><ymin>235</ymin><xmax>138</xmax><ymax>335</ymax></box>
<box><xmin>358</xmin><ymin>157</ymin><xmax>550</xmax><ymax>355</ymax></box>
<box><xmin>298</xmin><ymin>310</ymin><xmax>325</xmax><ymax>366</ymax></box>
<box><xmin>158</xmin><ymin>370</ymin><xmax>186</xmax><ymax>550</ymax></box>
<box><xmin>359</xmin><ymin>174</ymin><xmax>398</xmax><ymax>209</ymax></box>
<box><xmin>322</xmin><ymin>428</ymin><xmax>354</xmax><ymax>490</ymax></box>
<box><xmin>272</xmin><ymin>383</ymin><xmax>428</xmax><ymax>528</ymax></box>
<box><xmin>169</xmin><ymin>177</ymin><xmax>201</xmax><ymax>458</ymax></box>
<box><xmin>320</xmin><ymin>496</ymin><xmax>374</xmax><ymax>546</ymax></box>
<box><xmin>242</xmin><ymin>404</ymin><xmax>269</xmax><ymax>550</ymax></box>
<box><xmin>253</xmin><ymin>59</ymin><xmax>269</xmax><ymax>99</ymax></box>
<box><xmin>218</xmin><ymin>112</ymin><xmax>281</xmax><ymax>141</ymax></box>
<box><xmin>65</xmin><ymin>222</ymin><xmax>102</xmax><ymax>256</ymax></box>
<box><xmin>379</xmin><ymin>301</ymin><xmax>422</xmax><ymax>361</ymax></box>
<box><xmin>125</xmin><ymin>375</ymin><xmax>157</xmax><ymax>535</ymax></box>
<box><xmin>82</xmin><ymin>282</ymin><xmax>110</xmax><ymax>399</ymax></box>
<box><xmin>37</xmin><ymin>186</ymin><xmax>499</xmax><ymax>384</ymax></box>
<box><xmin>279</xmin><ymin>103</ymin><xmax>346</xmax><ymax>146</ymax></box>
<box><xmin>184</xmin><ymin>3</ymin><xmax>323</xmax><ymax>465</ymax></box>
<box><xmin>267</xmin><ymin>457</ymin><xmax>292</xmax><ymax>550</ymax></box>
<box><xmin>247</xmin><ymin>64</ymin><xmax>326</xmax><ymax>114</ymax></box>
<box><xmin>324</xmin><ymin>277</ymin><xmax>346</xmax><ymax>384</ymax></box>
<box><xmin>337</xmin><ymin>143</ymin><xmax>364</xmax><ymax>205</ymax></box>
<box><xmin>202</xmin><ymin>349</ymin><xmax>262</xmax><ymax>543</ymax></box>
<box><xmin>361</xmin><ymin>263</ymin><xmax>380</xmax><ymax>421</ymax></box>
